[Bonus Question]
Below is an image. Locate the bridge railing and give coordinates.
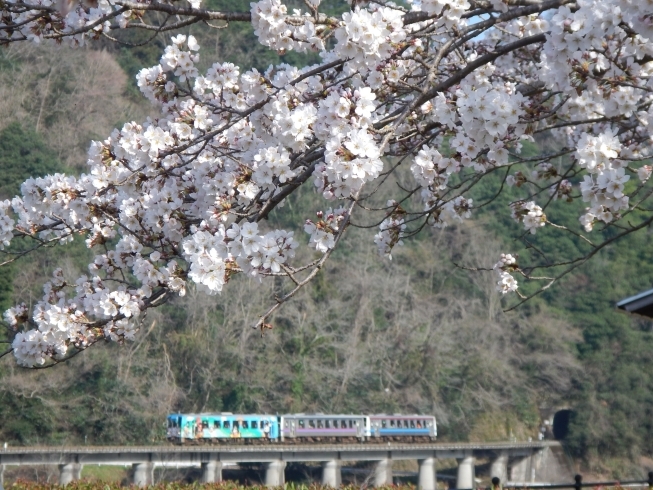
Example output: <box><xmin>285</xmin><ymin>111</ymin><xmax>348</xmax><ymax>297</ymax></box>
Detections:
<box><xmin>456</xmin><ymin>474</ymin><xmax>653</xmax><ymax>490</ymax></box>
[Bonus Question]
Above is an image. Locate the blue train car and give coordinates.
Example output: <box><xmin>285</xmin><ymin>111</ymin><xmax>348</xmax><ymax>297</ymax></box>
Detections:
<box><xmin>369</xmin><ymin>414</ymin><xmax>436</xmax><ymax>440</ymax></box>
<box><xmin>167</xmin><ymin>413</ymin><xmax>279</xmax><ymax>443</ymax></box>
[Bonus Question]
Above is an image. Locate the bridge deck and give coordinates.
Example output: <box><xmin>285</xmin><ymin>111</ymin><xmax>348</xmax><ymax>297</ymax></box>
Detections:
<box><xmin>1</xmin><ymin>441</ymin><xmax>558</xmax><ymax>453</ymax></box>
<box><xmin>0</xmin><ymin>442</ymin><xmax>559</xmax><ymax>465</ymax></box>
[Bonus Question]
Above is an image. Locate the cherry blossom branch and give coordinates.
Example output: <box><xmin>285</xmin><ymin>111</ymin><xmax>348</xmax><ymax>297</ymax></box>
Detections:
<box><xmin>505</xmin><ymin>214</ymin><xmax>653</xmax><ymax>311</ymax></box>
<box><xmin>0</xmin><ymin>348</ymin><xmax>14</xmax><ymax>360</ymax></box>
<box><xmin>253</xmin><ymin>192</ymin><xmax>359</xmax><ymax>332</ymax></box>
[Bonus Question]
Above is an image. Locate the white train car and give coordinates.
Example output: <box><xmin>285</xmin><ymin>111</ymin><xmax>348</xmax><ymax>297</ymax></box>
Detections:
<box><xmin>280</xmin><ymin>414</ymin><xmax>369</xmax><ymax>442</ymax></box>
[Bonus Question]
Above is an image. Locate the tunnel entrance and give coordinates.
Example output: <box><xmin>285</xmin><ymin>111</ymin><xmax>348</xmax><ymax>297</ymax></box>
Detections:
<box><xmin>552</xmin><ymin>409</ymin><xmax>572</xmax><ymax>440</ymax></box>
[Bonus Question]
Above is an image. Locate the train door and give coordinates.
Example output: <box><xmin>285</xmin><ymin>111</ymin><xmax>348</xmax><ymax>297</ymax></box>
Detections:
<box><xmin>284</xmin><ymin>417</ymin><xmax>296</xmax><ymax>439</ymax></box>
<box><xmin>372</xmin><ymin>419</ymin><xmax>381</xmax><ymax>437</ymax></box>
<box><xmin>181</xmin><ymin>416</ymin><xmax>195</xmax><ymax>441</ymax></box>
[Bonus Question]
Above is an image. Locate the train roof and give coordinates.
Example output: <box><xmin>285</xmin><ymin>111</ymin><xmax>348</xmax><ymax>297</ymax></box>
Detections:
<box><xmin>167</xmin><ymin>413</ymin><xmax>275</xmax><ymax>417</ymax></box>
<box><xmin>370</xmin><ymin>414</ymin><xmax>435</xmax><ymax>417</ymax></box>
<box><xmin>282</xmin><ymin>413</ymin><xmax>366</xmax><ymax>417</ymax></box>
<box><xmin>168</xmin><ymin>412</ymin><xmax>436</xmax><ymax>418</ymax></box>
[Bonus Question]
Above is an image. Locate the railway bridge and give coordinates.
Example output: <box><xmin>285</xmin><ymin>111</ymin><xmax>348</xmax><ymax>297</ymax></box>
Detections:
<box><xmin>0</xmin><ymin>441</ymin><xmax>564</xmax><ymax>489</ymax></box>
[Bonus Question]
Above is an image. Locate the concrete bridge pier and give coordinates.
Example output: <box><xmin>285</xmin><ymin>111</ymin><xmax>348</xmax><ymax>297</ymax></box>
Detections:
<box><xmin>456</xmin><ymin>456</ymin><xmax>475</xmax><ymax>490</ymax></box>
<box><xmin>490</xmin><ymin>452</ymin><xmax>508</xmax><ymax>482</ymax></box>
<box><xmin>373</xmin><ymin>459</ymin><xmax>393</xmax><ymax>487</ymax></box>
<box><xmin>58</xmin><ymin>463</ymin><xmax>82</xmax><ymax>485</ymax></box>
<box><xmin>132</xmin><ymin>462</ymin><xmax>154</xmax><ymax>487</ymax></box>
<box><xmin>201</xmin><ymin>461</ymin><xmax>223</xmax><ymax>483</ymax></box>
<box><xmin>264</xmin><ymin>460</ymin><xmax>286</xmax><ymax>487</ymax></box>
<box><xmin>510</xmin><ymin>449</ymin><xmax>545</xmax><ymax>483</ymax></box>
<box><xmin>418</xmin><ymin>457</ymin><xmax>437</xmax><ymax>490</ymax></box>
<box><xmin>321</xmin><ymin>460</ymin><xmax>341</xmax><ymax>487</ymax></box>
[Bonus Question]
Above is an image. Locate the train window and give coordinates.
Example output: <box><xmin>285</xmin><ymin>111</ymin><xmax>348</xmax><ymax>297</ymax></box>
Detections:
<box><xmin>234</xmin><ymin>421</ymin><xmax>240</xmax><ymax>429</ymax></box>
<box><xmin>340</xmin><ymin>420</ymin><xmax>346</xmax><ymax>428</ymax></box>
<box><xmin>223</xmin><ymin>421</ymin><xmax>230</xmax><ymax>429</ymax></box>
<box><xmin>252</xmin><ymin>421</ymin><xmax>258</xmax><ymax>429</ymax></box>
<box><xmin>214</xmin><ymin>421</ymin><xmax>221</xmax><ymax>429</ymax></box>
<box><xmin>410</xmin><ymin>420</ymin><xmax>415</xmax><ymax>428</ymax></box>
<box><xmin>325</xmin><ymin>420</ymin><xmax>330</xmax><ymax>428</ymax></box>
<box><xmin>317</xmin><ymin>420</ymin><xmax>324</xmax><ymax>428</ymax></box>
<box><xmin>242</xmin><ymin>421</ymin><xmax>249</xmax><ymax>429</ymax></box>
<box><xmin>382</xmin><ymin>420</ymin><xmax>387</xmax><ymax>428</ymax></box>
<box><xmin>202</xmin><ymin>420</ymin><xmax>209</xmax><ymax>429</ymax></box>
<box><xmin>299</xmin><ymin>420</ymin><xmax>305</xmax><ymax>428</ymax></box>
<box><xmin>309</xmin><ymin>420</ymin><xmax>315</xmax><ymax>428</ymax></box>
<box><xmin>416</xmin><ymin>420</ymin><xmax>422</xmax><ymax>428</ymax></box>
<box><xmin>390</xmin><ymin>420</ymin><xmax>396</xmax><ymax>427</ymax></box>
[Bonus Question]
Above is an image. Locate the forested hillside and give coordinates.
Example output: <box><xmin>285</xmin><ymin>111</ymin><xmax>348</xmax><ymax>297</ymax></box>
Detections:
<box><xmin>1</xmin><ymin>15</ymin><xmax>653</xmax><ymax>479</ymax></box>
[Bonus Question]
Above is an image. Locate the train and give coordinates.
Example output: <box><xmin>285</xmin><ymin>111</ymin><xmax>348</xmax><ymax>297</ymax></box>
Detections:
<box><xmin>166</xmin><ymin>413</ymin><xmax>437</xmax><ymax>445</ymax></box>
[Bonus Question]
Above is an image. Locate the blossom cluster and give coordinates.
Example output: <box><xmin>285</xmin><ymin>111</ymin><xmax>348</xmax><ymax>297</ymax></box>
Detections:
<box><xmin>575</xmin><ymin>131</ymin><xmax>630</xmax><ymax>231</ymax></box>
<box><xmin>251</xmin><ymin>0</ymin><xmax>325</xmax><ymax>53</ymax></box>
<box><xmin>333</xmin><ymin>7</ymin><xmax>406</xmax><ymax>75</ymax></box>
<box><xmin>510</xmin><ymin>201</ymin><xmax>546</xmax><ymax>235</ymax></box>
<box><xmin>493</xmin><ymin>254</ymin><xmax>518</xmax><ymax>294</ymax></box>
<box><xmin>304</xmin><ymin>208</ymin><xmax>347</xmax><ymax>253</ymax></box>
<box><xmin>313</xmin><ymin>87</ymin><xmax>384</xmax><ymax>199</ymax></box>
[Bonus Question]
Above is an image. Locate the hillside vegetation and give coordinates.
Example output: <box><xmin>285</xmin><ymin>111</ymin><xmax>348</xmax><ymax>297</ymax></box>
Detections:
<box><xmin>0</xmin><ymin>18</ymin><xmax>653</xmax><ymax>479</ymax></box>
